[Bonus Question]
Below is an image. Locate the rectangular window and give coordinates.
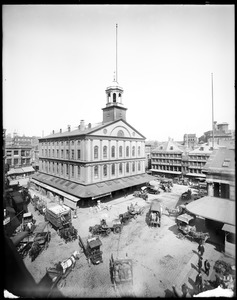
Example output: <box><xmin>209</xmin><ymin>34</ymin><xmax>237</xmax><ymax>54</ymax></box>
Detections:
<box><xmin>61</xmin><ymin>164</ymin><xmax>64</xmax><ymax>175</ymax></box>
<box><xmin>71</xmin><ymin>150</ymin><xmax>74</xmax><ymax>159</ymax></box>
<box><xmin>78</xmin><ymin>166</ymin><xmax>81</xmax><ymax>178</ymax></box>
<box><xmin>66</xmin><ymin>164</ymin><xmax>69</xmax><ymax>175</ymax></box>
<box><xmin>77</xmin><ymin>149</ymin><xmax>81</xmax><ymax>159</ymax></box>
<box><xmin>66</xmin><ymin>150</ymin><xmax>69</xmax><ymax>159</ymax></box>
<box><xmin>61</xmin><ymin>150</ymin><xmax>64</xmax><ymax>158</ymax></box>
<box><xmin>71</xmin><ymin>165</ymin><xmax>74</xmax><ymax>177</ymax></box>
<box><xmin>57</xmin><ymin>150</ymin><xmax>59</xmax><ymax>158</ymax></box>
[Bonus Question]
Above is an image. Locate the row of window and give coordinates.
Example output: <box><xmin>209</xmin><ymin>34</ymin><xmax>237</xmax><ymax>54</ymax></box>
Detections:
<box><xmin>41</xmin><ymin>145</ymin><xmax>142</xmax><ymax>160</ymax></box>
<box><xmin>152</xmin><ymin>159</ymin><xmax>182</xmax><ymax>164</ymax></box>
<box><xmin>152</xmin><ymin>153</ymin><xmax>181</xmax><ymax>158</ymax></box>
<box><xmin>40</xmin><ymin>161</ymin><xmax>142</xmax><ymax>179</ymax></box>
<box><xmin>94</xmin><ymin>145</ymin><xmax>141</xmax><ymax>159</ymax></box>
<box><xmin>41</xmin><ymin>140</ymin><xmax>81</xmax><ymax>147</ymax></box>
<box><xmin>152</xmin><ymin>165</ymin><xmax>181</xmax><ymax>172</ymax></box>
<box><xmin>42</xmin><ymin>149</ymin><xmax>81</xmax><ymax>160</ymax></box>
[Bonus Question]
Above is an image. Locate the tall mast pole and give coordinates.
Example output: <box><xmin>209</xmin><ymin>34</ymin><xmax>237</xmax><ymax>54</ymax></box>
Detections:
<box><xmin>211</xmin><ymin>73</ymin><xmax>214</xmax><ymax>148</ymax></box>
<box><xmin>116</xmin><ymin>23</ymin><xmax>118</xmax><ymax>83</ymax></box>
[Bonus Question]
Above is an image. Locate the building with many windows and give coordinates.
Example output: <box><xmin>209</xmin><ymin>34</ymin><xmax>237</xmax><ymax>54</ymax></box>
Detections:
<box><xmin>185</xmin><ymin>145</ymin><xmax>213</xmax><ymax>181</ymax></box>
<box><xmin>150</xmin><ymin>139</ymin><xmax>185</xmax><ymax>178</ymax></box>
<box><xmin>31</xmin><ymin>78</ymin><xmax>154</xmax><ymax>208</ymax></box>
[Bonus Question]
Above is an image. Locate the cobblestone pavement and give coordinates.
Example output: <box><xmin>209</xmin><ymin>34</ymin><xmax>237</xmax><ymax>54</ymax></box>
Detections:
<box><xmin>25</xmin><ymin>184</ymin><xmax>235</xmax><ymax>297</ymax></box>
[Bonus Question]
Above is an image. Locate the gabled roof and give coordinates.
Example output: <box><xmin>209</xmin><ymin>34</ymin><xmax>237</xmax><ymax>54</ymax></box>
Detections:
<box><xmin>152</xmin><ymin>140</ymin><xmax>184</xmax><ymax>153</ymax></box>
<box><xmin>188</xmin><ymin>145</ymin><xmax>213</xmax><ymax>155</ymax></box>
<box><xmin>202</xmin><ymin>147</ymin><xmax>235</xmax><ymax>175</ymax></box>
<box><xmin>40</xmin><ymin>118</ymin><xmax>146</xmax><ymax>140</ymax></box>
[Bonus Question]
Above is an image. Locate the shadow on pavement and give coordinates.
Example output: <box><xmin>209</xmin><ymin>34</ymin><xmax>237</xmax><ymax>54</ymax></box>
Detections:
<box><xmin>191</xmin><ymin>262</ymin><xmax>199</xmax><ymax>272</ymax></box>
<box><xmin>188</xmin><ymin>277</ymin><xmax>197</xmax><ymax>296</ymax></box>
<box><xmin>168</xmin><ymin>224</ymin><xmax>178</xmax><ymax>235</ymax></box>
<box><xmin>164</xmin><ymin>288</ymin><xmax>175</xmax><ymax>297</ymax></box>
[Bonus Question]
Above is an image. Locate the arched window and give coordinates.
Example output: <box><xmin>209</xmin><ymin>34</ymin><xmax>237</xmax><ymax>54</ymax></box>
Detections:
<box><xmin>94</xmin><ymin>166</ymin><xmax>99</xmax><ymax>179</ymax></box>
<box><xmin>103</xmin><ymin>165</ymin><xmax>107</xmax><ymax>177</ymax></box>
<box><xmin>111</xmin><ymin>146</ymin><xmax>115</xmax><ymax>158</ymax></box>
<box><xmin>111</xmin><ymin>163</ymin><xmax>115</xmax><ymax>175</ymax></box>
<box><xmin>119</xmin><ymin>146</ymin><xmax>123</xmax><ymax>157</ymax></box>
<box><xmin>138</xmin><ymin>146</ymin><xmax>141</xmax><ymax>156</ymax></box>
<box><xmin>132</xmin><ymin>146</ymin><xmax>135</xmax><ymax>156</ymax></box>
<box><xmin>103</xmin><ymin>146</ymin><xmax>107</xmax><ymax>158</ymax></box>
<box><xmin>126</xmin><ymin>146</ymin><xmax>129</xmax><ymax>157</ymax></box>
<box><xmin>119</xmin><ymin>163</ymin><xmax>122</xmax><ymax>174</ymax></box>
<box><xmin>113</xmin><ymin>93</ymin><xmax>116</xmax><ymax>102</ymax></box>
<box><xmin>126</xmin><ymin>162</ymin><xmax>129</xmax><ymax>173</ymax></box>
<box><xmin>138</xmin><ymin>161</ymin><xmax>141</xmax><ymax>171</ymax></box>
<box><xmin>132</xmin><ymin>162</ymin><xmax>135</xmax><ymax>172</ymax></box>
<box><xmin>94</xmin><ymin>146</ymin><xmax>99</xmax><ymax>159</ymax></box>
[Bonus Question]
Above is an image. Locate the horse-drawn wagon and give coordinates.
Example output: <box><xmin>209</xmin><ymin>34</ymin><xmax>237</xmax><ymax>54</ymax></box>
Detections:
<box><xmin>46</xmin><ymin>250</ymin><xmax>80</xmax><ymax>293</ymax></box>
<box><xmin>29</xmin><ymin>231</ymin><xmax>51</xmax><ymax>261</ymax></box>
<box><xmin>78</xmin><ymin>235</ymin><xmax>103</xmax><ymax>265</ymax></box>
<box><xmin>176</xmin><ymin>213</ymin><xmax>210</xmax><ymax>243</ymax></box>
<box><xmin>148</xmin><ymin>201</ymin><xmax>162</xmax><ymax>227</ymax></box>
<box><xmin>21</xmin><ymin>212</ymin><xmax>36</xmax><ymax>232</ymax></box>
<box><xmin>119</xmin><ymin>203</ymin><xmax>145</xmax><ymax>225</ymax></box>
<box><xmin>109</xmin><ymin>254</ymin><xmax>134</xmax><ymax>297</ymax></box>
<box><xmin>45</xmin><ymin>204</ymin><xmax>77</xmax><ymax>242</ymax></box>
<box><xmin>133</xmin><ymin>186</ymin><xmax>148</xmax><ymax>200</ymax></box>
<box><xmin>89</xmin><ymin>218</ymin><xmax>122</xmax><ymax>237</ymax></box>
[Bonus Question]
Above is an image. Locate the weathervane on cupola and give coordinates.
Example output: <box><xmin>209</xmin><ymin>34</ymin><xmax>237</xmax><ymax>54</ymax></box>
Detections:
<box><xmin>102</xmin><ymin>24</ymin><xmax>127</xmax><ymax>123</ymax></box>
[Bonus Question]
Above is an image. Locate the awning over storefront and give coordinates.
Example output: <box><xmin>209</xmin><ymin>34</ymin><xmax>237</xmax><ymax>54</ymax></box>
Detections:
<box><xmin>22</xmin><ymin>166</ymin><xmax>35</xmax><ymax>173</ymax></box>
<box><xmin>7</xmin><ymin>168</ymin><xmax>24</xmax><ymax>176</ymax></box>
<box><xmin>31</xmin><ymin>173</ymin><xmax>156</xmax><ymax>200</ymax></box>
<box><xmin>150</xmin><ymin>169</ymin><xmax>182</xmax><ymax>175</ymax></box>
<box><xmin>185</xmin><ymin>196</ymin><xmax>235</xmax><ymax>226</ymax></box>
<box><xmin>222</xmin><ymin>224</ymin><xmax>235</xmax><ymax>234</ymax></box>
<box><xmin>30</xmin><ymin>178</ymin><xmax>79</xmax><ymax>203</ymax></box>
<box><xmin>185</xmin><ymin>173</ymin><xmax>206</xmax><ymax>178</ymax></box>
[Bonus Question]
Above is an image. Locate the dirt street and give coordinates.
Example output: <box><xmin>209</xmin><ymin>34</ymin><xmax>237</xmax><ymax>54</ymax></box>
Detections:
<box><xmin>24</xmin><ymin>184</ymin><xmax>235</xmax><ymax>297</ymax></box>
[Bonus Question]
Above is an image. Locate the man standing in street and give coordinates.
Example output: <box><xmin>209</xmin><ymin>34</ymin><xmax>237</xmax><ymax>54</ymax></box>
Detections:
<box><xmin>198</xmin><ymin>241</ymin><xmax>205</xmax><ymax>257</ymax></box>
<box><xmin>198</xmin><ymin>256</ymin><xmax>203</xmax><ymax>272</ymax></box>
<box><xmin>204</xmin><ymin>259</ymin><xmax>211</xmax><ymax>276</ymax></box>
<box><xmin>195</xmin><ymin>272</ymin><xmax>203</xmax><ymax>293</ymax></box>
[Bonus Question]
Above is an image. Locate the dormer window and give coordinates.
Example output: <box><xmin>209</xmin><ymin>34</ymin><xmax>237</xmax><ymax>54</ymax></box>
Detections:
<box><xmin>170</xmin><ymin>146</ymin><xmax>173</xmax><ymax>150</ymax></box>
<box><xmin>113</xmin><ymin>93</ymin><xmax>116</xmax><ymax>102</ymax></box>
<box><xmin>119</xmin><ymin>93</ymin><xmax>121</xmax><ymax>97</ymax></box>
<box><xmin>222</xmin><ymin>159</ymin><xmax>230</xmax><ymax>167</ymax></box>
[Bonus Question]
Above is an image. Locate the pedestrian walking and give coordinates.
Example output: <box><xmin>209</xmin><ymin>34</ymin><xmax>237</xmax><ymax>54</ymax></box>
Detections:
<box><xmin>198</xmin><ymin>241</ymin><xmax>205</xmax><ymax>257</ymax></box>
<box><xmin>181</xmin><ymin>283</ymin><xmax>189</xmax><ymax>297</ymax></box>
<box><xmin>198</xmin><ymin>256</ymin><xmax>203</xmax><ymax>272</ymax></box>
<box><xmin>204</xmin><ymin>259</ymin><xmax>211</xmax><ymax>276</ymax></box>
<box><xmin>195</xmin><ymin>272</ymin><xmax>203</xmax><ymax>293</ymax></box>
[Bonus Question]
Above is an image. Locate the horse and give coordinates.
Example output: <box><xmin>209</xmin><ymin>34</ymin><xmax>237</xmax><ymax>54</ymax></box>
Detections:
<box><xmin>56</xmin><ymin>250</ymin><xmax>80</xmax><ymax>274</ymax></box>
<box><xmin>165</xmin><ymin>207</ymin><xmax>180</xmax><ymax>216</ymax></box>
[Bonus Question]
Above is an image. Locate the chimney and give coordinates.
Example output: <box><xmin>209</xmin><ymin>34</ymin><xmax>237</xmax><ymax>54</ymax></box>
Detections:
<box><xmin>88</xmin><ymin>123</ymin><xmax>91</xmax><ymax>129</ymax></box>
<box><xmin>78</xmin><ymin>125</ymin><xmax>80</xmax><ymax>130</ymax></box>
<box><xmin>80</xmin><ymin>120</ymin><xmax>85</xmax><ymax>131</ymax></box>
<box><xmin>68</xmin><ymin>125</ymin><xmax>71</xmax><ymax>132</ymax></box>
<box><xmin>60</xmin><ymin>129</ymin><xmax>62</xmax><ymax>133</ymax></box>
<box><xmin>52</xmin><ymin>130</ymin><xmax>54</xmax><ymax>134</ymax></box>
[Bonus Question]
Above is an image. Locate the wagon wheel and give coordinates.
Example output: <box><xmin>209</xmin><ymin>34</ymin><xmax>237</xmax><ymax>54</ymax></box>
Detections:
<box><xmin>114</xmin><ymin>226</ymin><xmax>121</xmax><ymax>234</ymax></box>
<box><xmin>177</xmin><ymin>232</ymin><xmax>185</xmax><ymax>240</ymax></box>
<box><xmin>58</xmin><ymin>279</ymin><xmax>66</xmax><ymax>289</ymax></box>
<box><xmin>106</xmin><ymin>228</ymin><xmax>111</xmax><ymax>236</ymax></box>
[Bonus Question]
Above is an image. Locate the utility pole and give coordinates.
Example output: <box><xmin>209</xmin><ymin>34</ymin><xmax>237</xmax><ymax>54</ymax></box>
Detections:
<box><xmin>211</xmin><ymin>73</ymin><xmax>214</xmax><ymax>148</ymax></box>
<box><xmin>116</xmin><ymin>23</ymin><xmax>118</xmax><ymax>83</ymax></box>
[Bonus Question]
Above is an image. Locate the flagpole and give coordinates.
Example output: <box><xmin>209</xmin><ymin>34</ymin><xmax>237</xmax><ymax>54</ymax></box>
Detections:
<box><xmin>116</xmin><ymin>24</ymin><xmax>118</xmax><ymax>83</ymax></box>
<box><xmin>211</xmin><ymin>73</ymin><xmax>214</xmax><ymax>148</ymax></box>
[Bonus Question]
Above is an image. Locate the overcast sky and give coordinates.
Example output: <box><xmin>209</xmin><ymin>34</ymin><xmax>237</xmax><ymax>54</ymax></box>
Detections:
<box><xmin>3</xmin><ymin>5</ymin><xmax>235</xmax><ymax>141</ymax></box>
